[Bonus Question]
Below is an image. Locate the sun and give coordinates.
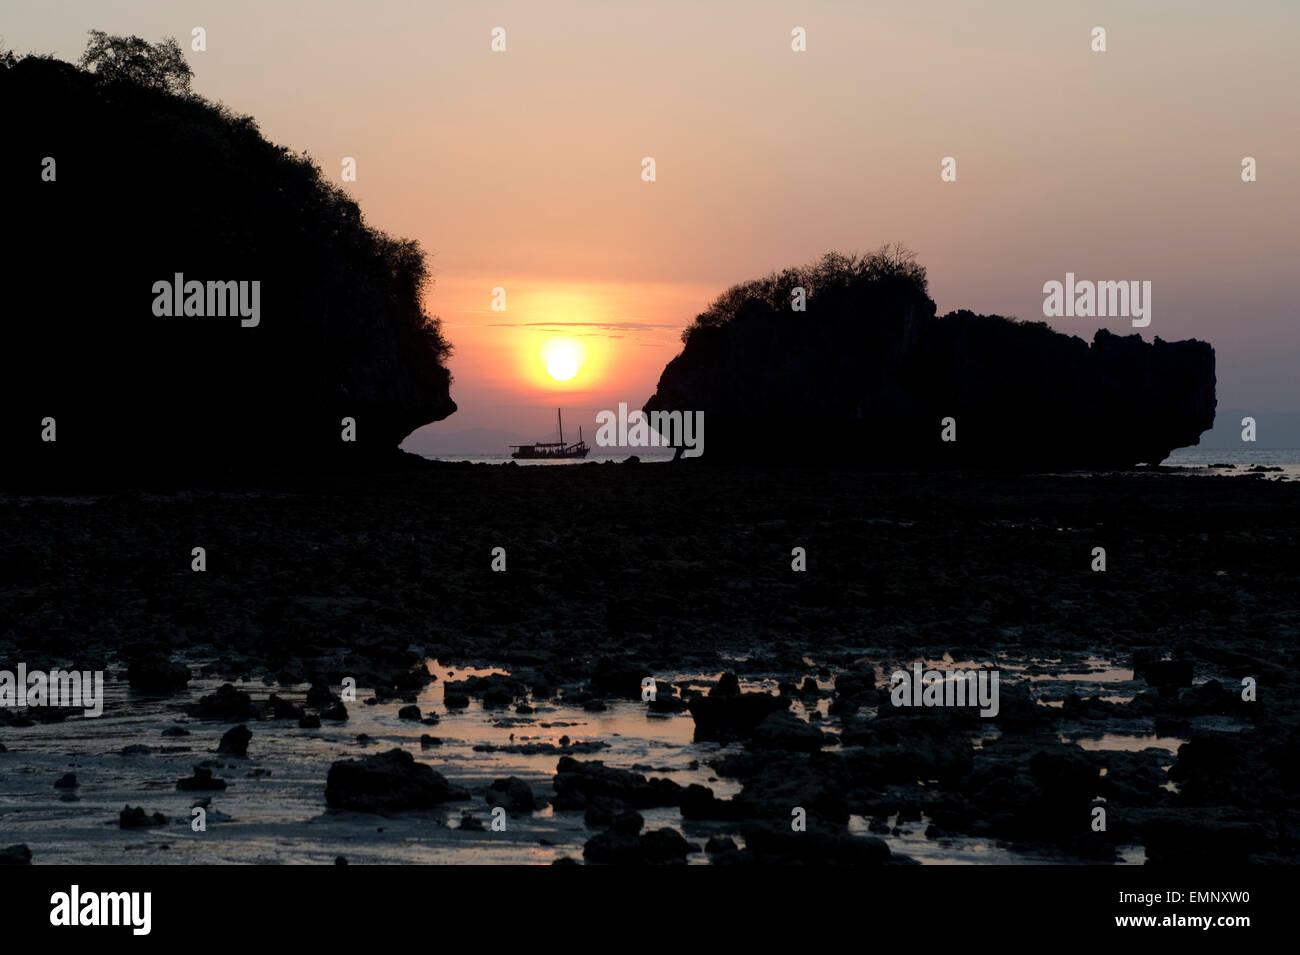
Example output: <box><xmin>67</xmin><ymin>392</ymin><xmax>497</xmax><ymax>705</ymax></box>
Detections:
<box><xmin>546</xmin><ymin>350</ymin><xmax>579</xmax><ymax>381</ymax></box>
<box><xmin>541</xmin><ymin>337</ymin><xmax>584</xmax><ymax>382</ymax></box>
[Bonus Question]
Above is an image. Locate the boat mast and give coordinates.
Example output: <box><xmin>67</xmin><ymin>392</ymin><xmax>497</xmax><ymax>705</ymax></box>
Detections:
<box><xmin>557</xmin><ymin>407</ymin><xmax>563</xmax><ymax>446</ymax></box>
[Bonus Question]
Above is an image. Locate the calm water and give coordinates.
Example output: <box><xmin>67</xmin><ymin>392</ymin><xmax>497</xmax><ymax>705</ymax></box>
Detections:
<box><xmin>415</xmin><ymin>446</ymin><xmax>1300</xmax><ymax>475</ymax></box>
<box><xmin>1</xmin><ymin>655</ymin><xmax>1204</xmax><ymax>865</ymax></box>
<box><xmin>414</xmin><ymin>449</ymin><xmax>678</xmax><ymax>466</ymax></box>
<box><xmin>1160</xmin><ymin>446</ymin><xmax>1300</xmax><ymax>478</ymax></box>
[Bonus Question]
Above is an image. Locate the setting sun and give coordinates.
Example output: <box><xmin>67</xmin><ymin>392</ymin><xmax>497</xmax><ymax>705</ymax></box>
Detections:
<box><xmin>541</xmin><ymin>337</ymin><xmax>584</xmax><ymax>382</ymax></box>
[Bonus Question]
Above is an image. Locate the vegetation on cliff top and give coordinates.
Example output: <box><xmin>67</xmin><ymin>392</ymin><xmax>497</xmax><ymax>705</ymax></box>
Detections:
<box><xmin>684</xmin><ymin>243</ymin><xmax>929</xmax><ymax>344</ymax></box>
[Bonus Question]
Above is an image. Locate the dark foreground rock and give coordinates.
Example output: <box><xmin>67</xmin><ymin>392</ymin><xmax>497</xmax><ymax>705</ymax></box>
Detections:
<box><xmin>266</xmin><ymin>694</ymin><xmax>305</xmax><ymax>721</ymax></box>
<box><xmin>120</xmin><ymin>806</ymin><xmax>167</xmax><ymax>829</ymax></box>
<box><xmin>443</xmin><ymin>673</ymin><xmax>527</xmax><ymax>708</ymax></box>
<box><xmin>740</xmin><ymin>820</ymin><xmax>892</xmax><ymax>865</ymax></box>
<box><xmin>1141</xmin><ymin>813</ymin><xmax>1269</xmax><ymax>865</ymax></box>
<box><xmin>193</xmin><ymin>684</ymin><xmax>255</xmax><ymax>721</ymax></box>
<box><xmin>688</xmin><ymin>673</ymin><xmax>788</xmax><ymax>742</ymax></box>
<box><xmin>486</xmin><ymin>777</ymin><xmax>537</xmax><ymax>813</ymax></box>
<box><xmin>217</xmin><ymin>725</ymin><xmax>252</xmax><ymax>757</ymax></box>
<box><xmin>1141</xmin><ymin>659</ymin><xmax>1195</xmax><ymax>688</ymax></box>
<box><xmin>583</xmin><ymin>811</ymin><xmax>698</xmax><ymax>865</ymax></box>
<box><xmin>752</xmin><ymin>710</ymin><xmax>834</xmax><ymax>751</ymax></box>
<box><xmin>325</xmin><ymin>748</ymin><xmax>467</xmax><ymax>812</ymax></box>
<box><xmin>552</xmin><ymin>756</ymin><xmax>684</xmax><ymax>811</ymax></box>
<box><xmin>177</xmin><ymin>766</ymin><xmax>227</xmax><ymax>791</ymax></box>
<box><xmin>126</xmin><ymin>655</ymin><xmax>190</xmax><ymax>693</ymax></box>
<box><xmin>0</xmin><ymin>844</ymin><xmax>32</xmax><ymax>864</ymax></box>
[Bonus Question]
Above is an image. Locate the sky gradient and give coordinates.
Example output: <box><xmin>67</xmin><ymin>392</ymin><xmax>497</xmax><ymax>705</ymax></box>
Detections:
<box><xmin>8</xmin><ymin>0</ymin><xmax>1298</xmax><ymax>443</ymax></box>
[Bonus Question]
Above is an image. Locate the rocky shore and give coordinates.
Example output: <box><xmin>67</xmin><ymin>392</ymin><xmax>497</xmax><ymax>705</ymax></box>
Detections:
<box><xmin>1</xmin><ymin>461</ymin><xmax>1296</xmax><ymax>864</ymax></box>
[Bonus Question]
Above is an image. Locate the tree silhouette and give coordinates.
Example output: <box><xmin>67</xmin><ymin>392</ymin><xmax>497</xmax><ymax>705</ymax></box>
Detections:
<box><xmin>682</xmin><ymin>243</ymin><xmax>929</xmax><ymax>343</ymax></box>
<box><xmin>79</xmin><ymin>30</ymin><xmax>193</xmax><ymax>95</ymax></box>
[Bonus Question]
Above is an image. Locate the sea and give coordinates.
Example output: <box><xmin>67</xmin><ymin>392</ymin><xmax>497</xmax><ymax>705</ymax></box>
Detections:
<box><xmin>414</xmin><ymin>446</ymin><xmax>1300</xmax><ymax>477</ymax></box>
<box><xmin>414</xmin><ymin>448</ymin><xmax>679</xmax><ymax>466</ymax></box>
<box><xmin>1159</xmin><ymin>446</ymin><xmax>1300</xmax><ymax>479</ymax></box>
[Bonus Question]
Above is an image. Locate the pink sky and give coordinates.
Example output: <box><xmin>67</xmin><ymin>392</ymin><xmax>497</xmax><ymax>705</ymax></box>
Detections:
<box><xmin>8</xmin><ymin>0</ymin><xmax>1299</xmax><ymax>439</ymax></box>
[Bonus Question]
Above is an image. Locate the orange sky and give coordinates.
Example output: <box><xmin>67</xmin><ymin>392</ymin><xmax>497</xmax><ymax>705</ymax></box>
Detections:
<box><xmin>8</xmin><ymin>0</ymin><xmax>1299</xmax><ymax>441</ymax></box>
<box><xmin>428</xmin><ymin>273</ymin><xmax>718</xmax><ymax>439</ymax></box>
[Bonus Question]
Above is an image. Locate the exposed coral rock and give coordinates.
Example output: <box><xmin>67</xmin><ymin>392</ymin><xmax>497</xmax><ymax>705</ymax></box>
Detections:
<box><xmin>324</xmin><ymin>748</ymin><xmax>467</xmax><ymax>812</ymax></box>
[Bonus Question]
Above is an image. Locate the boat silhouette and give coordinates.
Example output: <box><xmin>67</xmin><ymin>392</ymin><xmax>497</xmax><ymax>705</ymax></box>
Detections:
<box><xmin>509</xmin><ymin>408</ymin><xmax>590</xmax><ymax>459</ymax></box>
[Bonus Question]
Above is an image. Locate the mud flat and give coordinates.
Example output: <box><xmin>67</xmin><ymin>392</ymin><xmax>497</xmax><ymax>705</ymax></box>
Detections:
<box><xmin>1</xmin><ymin>463</ymin><xmax>1297</xmax><ymax>864</ymax></box>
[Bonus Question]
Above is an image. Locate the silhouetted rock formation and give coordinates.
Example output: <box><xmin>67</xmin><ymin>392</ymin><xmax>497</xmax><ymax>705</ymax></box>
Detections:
<box><xmin>0</xmin><ymin>40</ymin><xmax>454</xmax><ymax>481</ymax></box>
<box><xmin>644</xmin><ymin>250</ymin><xmax>1215</xmax><ymax>467</ymax></box>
